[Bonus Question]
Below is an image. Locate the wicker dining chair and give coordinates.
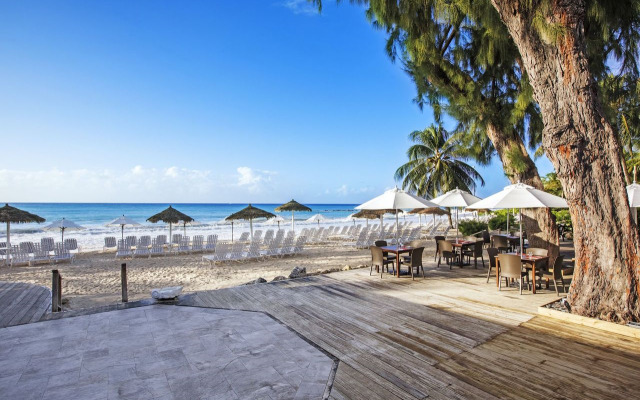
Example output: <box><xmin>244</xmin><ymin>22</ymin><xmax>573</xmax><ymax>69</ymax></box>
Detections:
<box><xmin>437</xmin><ymin>240</ymin><xmax>459</xmax><ymax>269</ymax></box>
<box><xmin>370</xmin><ymin>246</ymin><xmax>395</xmax><ymax>278</ymax></box>
<box><xmin>497</xmin><ymin>254</ymin><xmax>528</xmax><ymax>295</ymax></box>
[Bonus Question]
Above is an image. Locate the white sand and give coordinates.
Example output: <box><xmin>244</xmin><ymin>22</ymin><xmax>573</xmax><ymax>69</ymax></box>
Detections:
<box><xmin>0</xmin><ymin>242</ymin><xmax>405</xmax><ymax>310</ymax></box>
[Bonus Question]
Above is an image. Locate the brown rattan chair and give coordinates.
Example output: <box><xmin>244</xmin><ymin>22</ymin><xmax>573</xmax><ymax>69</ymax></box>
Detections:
<box><xmin>370</xmin><ymin>246</ymin><xmax>394</xmax><ymax>278</ymax></box>
<box><xmin>481</xmin><ymin>231</ymin><xmax>491</xmax><ymax>248</ymax></box>
<box><xmin>486</xmin><ymin>247</ymin><xmax>499</xmax><ymax>283</ymax></box>
<box><xmin>434</xmin><ymin>235</ymin><xmax>445</xmax><ymax>262</ymax></box>
<box><xmin>375</xmin><ymin>240</ymin><xmax>395</xmax><ymax>262</ymax></box>
<box><xmin>493</xmin><ymin>235</ymin><xmax>512</xmax><ymax>253</ymax></box>
<box><xmin>497</xmin><ymin>254</ymin><xmax>528</xmax><ymax>294</ymax></box>
<box><xmin>539</xmin><ymin>255</ymin><xmax>573</xmax><ymax>295</ymax></box>
<box><xmin>401</xmin><ymin>247</ymin><xmax>425</xmax><ymax>280</ymax></box>
<box><xmin>462</xmin><ymin>241</ymin><xmax>485</xmax><ymax>268</ymax></box>
<box><xmin>437</xmin><ymin>240</ymin><xmax>459</xmax><ymax>269</ymax></box>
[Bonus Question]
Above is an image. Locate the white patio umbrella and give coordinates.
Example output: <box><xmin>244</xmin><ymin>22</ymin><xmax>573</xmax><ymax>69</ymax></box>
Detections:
<box><xmin>626</xmin><ymin>178</ymin><xmax>640</xmax><ymax>223</ymax></box>
<box><xmin>356</xmin><ymin>187</ymin><xmax>438</xmax><ymax>245</ymax></box>
<box><xmin>267</xmin><ymin>215</ymin><xmax>286</xmax><ymax>229</ymax></box>
<box><xmin>306</xmin><ymin>214</ymin><xmax>327</xmax><ymax>226</ymax></box>
<box><xmin>44</xmin><ymin>218</ymin><xmax>86</xmax><ymax>244</ymax></box>
<box><xmin>467</xmin><ymin>182</ymin><xmax>569</xmax><ymax>252</ymax></box>
<box><xmin>106</xmin><ymin>215</ymin><xmax>141</xmax><ymax>240</ymax></box>
<box><xmin>431</xmin><ymin>188</ymin><xmax>482</xmax><ymax>239</ymax></box>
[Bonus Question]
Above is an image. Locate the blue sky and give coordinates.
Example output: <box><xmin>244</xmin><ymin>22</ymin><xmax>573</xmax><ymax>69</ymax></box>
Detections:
<box><xmin>0</xmin><ymin>0</ymin><xmax>554</xmax><ymax>203</ymax></box>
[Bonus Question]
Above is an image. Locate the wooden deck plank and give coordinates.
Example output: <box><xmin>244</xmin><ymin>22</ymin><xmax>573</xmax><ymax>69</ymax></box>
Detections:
<box><xmin>0</xmin><ymin>281</ymin><xmax>53</xmax><ymax>328</ymax></box>
<box><xmin>185</xmin><ymin>269</ymin><xmax>640</xmax><ymax>400</ymax></box>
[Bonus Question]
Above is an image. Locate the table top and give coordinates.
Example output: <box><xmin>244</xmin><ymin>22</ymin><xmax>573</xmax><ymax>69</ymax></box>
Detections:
<box><xmin>380</xmin><ymin>245</ymin><xmax>414</xmax><ymax>253</ymax></box>
<box><xmin>451</xmin><ymin>239</ymin><xmax>475</xmax><ymax>246</ymax></box>
<box><xmin>505</xmin><ymin>252</ymin><xmax>548</xmax><ymax>261</ymax></box>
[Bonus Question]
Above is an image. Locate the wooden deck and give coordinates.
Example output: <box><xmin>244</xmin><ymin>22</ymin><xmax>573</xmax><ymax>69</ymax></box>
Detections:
<box><xmin>181</xmin><ymin>268</ymin><xmax>640</xmax><ymax>400</ymax></box>
<box><xmin>0</xmin><ymin>281</ymin><xmax>51</xmax><ymax>328</ymax></box>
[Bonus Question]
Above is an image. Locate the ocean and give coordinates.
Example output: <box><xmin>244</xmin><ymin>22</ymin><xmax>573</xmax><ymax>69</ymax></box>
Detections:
<box><xmin>2</xmin><ymin>203</ymin><xmax>435</xmax><ymax>251</ymax></box>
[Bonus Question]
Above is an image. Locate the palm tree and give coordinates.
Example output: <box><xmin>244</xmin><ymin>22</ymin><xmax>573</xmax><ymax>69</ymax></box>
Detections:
<box><xmin>395</xmin><ymin>124</ymin><xmax>484</xmax><ymax>226</ymax></box>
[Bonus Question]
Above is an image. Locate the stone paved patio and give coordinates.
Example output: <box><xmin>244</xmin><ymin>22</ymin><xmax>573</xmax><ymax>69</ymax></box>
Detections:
<box><xmin>0</xmin><ymin>305</ymin><xmax>335</xmax><ymax>399</ymax></box>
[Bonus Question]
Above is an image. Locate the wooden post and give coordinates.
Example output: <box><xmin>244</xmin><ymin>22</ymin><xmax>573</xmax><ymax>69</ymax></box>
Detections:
<box><xmin>121</xmin><ymin>263</ymin><xmax>128</xmax><ymax>303</ymax></box>
<box><xmin>51</xmin><ymin>269</ymin><xmax>61</xmax><ymax>312</ymax></box>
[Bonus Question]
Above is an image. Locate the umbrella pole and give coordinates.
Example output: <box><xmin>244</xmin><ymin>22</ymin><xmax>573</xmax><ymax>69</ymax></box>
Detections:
<box><xmin>366</xmin><ymin>219</ymin><xmax>368</xmax><ymax>228</ymax></box>
<box><xmin>250</xmin><ymin>218</ymin><xmax>254</xmax><ymax>241</ymax></box>
<box><xmin>6</xmin><ymin>221</ymin><xmax>10</xmax><ymax>264</ymax></box>
<box><xmin>380</xmin><ymin>215</ymin><xmax>383</xmax><ymax>237</ymax></box>
<box><xmin>395</xmin><ymin>212</ymin><xmax>399</xmax><ymax>245</ymax></box>
<box><xmin>507</xmin><ymin>209</ymin><xmax>510</xmax><ymax>233</ymax></box>
<box><xmin>231</xmin><ymin>222</ymin><xmax>234</xmax><ymax>243</ymax></box>
<box><xmin>456</xmin><ymin>208</ymin><xmax>459</xmax><ymax>240</ymax></box>
<box><xmin>61</xmin><ymin>228</ymin><xmax>64</xmax><ymax>246</ymax></box>
<box><xmin>520</xmin><ymin>209</ymin><xmax>523</xmax><ymax>254</ymax></box>
<box><xmin>183</xmin><ymin>223</ymin><xmax>186</xmax><ymax>237</ymax></box>
<box><xmin>169</xmin><ymin>222</ymin><xmax>172</xmax><ymax>252</ymax></box>
<box><xmin>121</xmin><ymin>225</ymin><xmax>124</xmax><ymax>241</ymax></box>
<box><xmin>291</xmin><ymin>211</ymin><xmax>295</xmax><ymax>233</ymax></box>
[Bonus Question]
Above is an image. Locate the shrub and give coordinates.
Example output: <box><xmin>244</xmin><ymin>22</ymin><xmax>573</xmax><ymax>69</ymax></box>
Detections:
<box><xmin>458</xmin><ymin>220</ymin><xmax>488</xmax><ymax>236</ymax></box>
<box><xmin>488</xmin><ymin>214</ymin><xmax>517</xmax><ymax>232</ymax></box>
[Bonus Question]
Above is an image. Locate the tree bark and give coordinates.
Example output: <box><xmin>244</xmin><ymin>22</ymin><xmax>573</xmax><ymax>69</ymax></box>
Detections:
<box><xmin>490</xmin><ymin>0</ymin><xmax>640</xmax><ymax>322</ymax></box>
<box><xmin>486</xmin><ymin>123</ymin><xmax>559</xmax><ymax>261</ymax></box>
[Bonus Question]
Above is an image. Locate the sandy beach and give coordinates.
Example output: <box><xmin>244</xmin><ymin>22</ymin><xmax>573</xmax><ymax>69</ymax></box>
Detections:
<box><xmin>0</xmin><ymin>241</ymin><xmax>393</xmax><ymax>310</ymax></box>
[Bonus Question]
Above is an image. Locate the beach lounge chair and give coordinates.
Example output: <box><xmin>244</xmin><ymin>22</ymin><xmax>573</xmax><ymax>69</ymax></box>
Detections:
<box><xmin>252</xmin><ymin>230</ymin><xmax>262</xmax><ymax>243</ymax></box>
<box><xmin>9</xmin><ymin>246</ymin><xmax>30</xmax><ymax>266</ymax></box>
<box><xmin>229</xmin><ymin>241</ymin><xmax>246</xmax><ymax>261</ymax></box>
<box><xmin>191</xmin><ymin>235</ymin><xmax>204</xmax><ymax>253</ymax></box>
<box><xmin>149</xmin><ymin>239</ymin><xmax>165</xmax><ymax>257</ymax></box>
<box><xmin>139</xmin><ymin>236</ymin><xmax>151</xmax><ymax>248</ymax></box>
<box><xmin>41</xmin><ymin>237</ymin><xmax>55</xmax><ymax>253</ymax></box>
<box><xmin>29</xmin><ymin>244</ymin><xmax>51</xmax><ymax>265</ymax></box>
<box><xmin>134</xmin><ymin>239</ymin><xmax>151</xmax><ymax>258</ymax></box>
<box><xmin>263</xmin><ymin>230</ymin><xmax>274</xmax><ymax>246</ymax></box>
<box><xmin>125</xmin><ymin>235</ymin><xmax>137</xmax><ymax>248</ymax></box>
<box><xmin>205</xmin><ymin>235</ymin><xmax>218</xmax><ymax>252</ymax></box>
<box><xmin>64</xmin><ymin>238</ymin><xmax>78</xmax><ymax>254</ymax></box>
<box><xmin>19</xmin><ymin>241</ymin><xmax>35</xmax><ymax>254</ymax></box>
<box><xmin>237</xmin><ymin>232</ymin><xmax>250</xmax><ymax>243</ymax></box>
<box><xmin>53</xmin><ymin>244</ymin><xmax>73</xmax><ymax>264</ymax></box>
<box><xmin>203</xmin><ymin>241</ymin><xmax>230</xmax><ymax>265</ymax></box>
<box><xmin>293</xmin><ymin>236</ymin><xmax>307</xmax><ymax>254</ymax></box>
<box><xmin>156</xmin><ymin>235</ymin><xmax>167</xmax><ymax>246</ymax></box>
<box><xmin>177</xmin><ymin>237</ymin><xmax>191</xmax><ymax>253</ymax></box>
<box><xmin>115</xmin><ymin>239</ymin><xmax>132</xmax><ymax>259</ymax></box>
<box><xmin>103</xmin><ymin>237</ymin><xmax>117</xmax><ymax>252</ymax></box>
<box><xmin>171</xmin><ymin>234</ymin><xmax>182</xmax><ymax>250</ymax></box>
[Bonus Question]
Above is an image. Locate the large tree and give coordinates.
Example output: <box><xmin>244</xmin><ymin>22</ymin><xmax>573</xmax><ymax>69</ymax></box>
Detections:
<box><xmin>314</xmin><ymin>0</ymin><xmax>640</xmax><ymax>321</ymax></box>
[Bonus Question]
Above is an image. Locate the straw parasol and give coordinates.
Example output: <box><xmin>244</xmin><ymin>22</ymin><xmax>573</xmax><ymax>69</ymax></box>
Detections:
<box><xmin>267</xmin><ymin>215</ymin><xmax>286</xmax><ymax>229</ymax></box>
<box><xmin>106</xmin><ymin>215</ymin><xmax>141</xmax><ymax>241</ymax></box>
<box><xmin>44</xmin><ymin>218</ymin><xmax>85</xmax><ymax>243</ymax></box>
<box><xmin>275</xmin><ymin>199</ymin><xmax>311</xmax><ymax>233</ymax></box>
<box><xmin>352</xmin><ymin>209</ymin><xmax>398</xmax><ymax>231</ymax></box>
<box><xmin>0</xmin><ymin>204</ymin><xmax>45</xmax><ymax>264</ymax></box>
<box><xmin>225</xmin><ymin>204</ymin><xmax>275</xmax><ymax>240</ymax></box>
<box><xmin>147</xmin><ymin>206</ymin><xmax>194</xmax><ymax>246</ymax></box>
<box><xmin>409</xmin><ymin>207</ymin><xmax>449</xmax><ymax>228</ymax></box>
<box><xmin>306</xmin><ymin>214</ymin><xmax>327</xmax><ymax>226</ymax></box>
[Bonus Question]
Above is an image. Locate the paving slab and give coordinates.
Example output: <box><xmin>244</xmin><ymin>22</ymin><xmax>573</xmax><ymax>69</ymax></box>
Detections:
<box><xmin>0</xmin><ymin>305</ymin><xmax>335</xmax><ymax>400</ymax></box>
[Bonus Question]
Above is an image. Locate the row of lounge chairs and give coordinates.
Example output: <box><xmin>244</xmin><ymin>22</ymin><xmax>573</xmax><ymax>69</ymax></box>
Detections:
<box><xmin>203</xmin><ymin>235</ymin><xmax>307</xmax><ymax>265</ymax></box>
<box><xmin>352</xmin><ymin>226</ymin><xmax>423</xmax><ymax>249</ymax></box>
<box><xmin>0</xmin><ymin>242</ymin><xmax>75</xmax><ymax>267</ymax></box>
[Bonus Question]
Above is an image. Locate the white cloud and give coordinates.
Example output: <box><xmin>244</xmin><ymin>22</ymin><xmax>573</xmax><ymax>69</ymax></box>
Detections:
<box><xmin>236</xmin><ymin>167</ymin><xmax>276</xmax><ymax>192</ymax></box>
<box><xmin>334</xmin><ymin>184</ymin><xmax>373</xmax><ymax>197</ymax></box>
<box><xmin>0</xmin><ymin>166</ymin><xmax>263</xmax><ymax>202</ymax></box>
<box><xmin>279</xmin><ymin>0</ymin><xmax>319</xmax><ymax>16</ymax></box>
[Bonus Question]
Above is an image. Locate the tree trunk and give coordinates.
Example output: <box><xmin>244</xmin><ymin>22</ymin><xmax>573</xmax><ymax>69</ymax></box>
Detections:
<box><xmin>447</xmin><ymin>209</ymin><xmax>453</xmax><ymax>227</ymax></box>
<box><xmin>490</xmin><ymin>0</ymin><xmax>640</xmax><ymax>322</ymax></box>
<box><xmin>486</xmin><ymin>123</ymin><xmax>559</xmax><ymax>261</ymax></box>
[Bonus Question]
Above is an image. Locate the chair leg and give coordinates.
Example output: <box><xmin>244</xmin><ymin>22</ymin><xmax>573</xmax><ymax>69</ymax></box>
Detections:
<box><xmin>498</xmin><ymin>275</ymin><xmax>502</xmax><ymax>291</ymax></box>
<box><xmin>481</xmin><ymin>255</ymin><xmax>485</xmax><ymax>268</ymax></box>
<box><xmin>552</xmin><ymin>278</ymin><xmax>559</xmax><ymax>296</ymax></box>
<box><xmin>486</xmin><ymin>265</ymin><xmax>493</xmax><ymax>283</ymax></box>
<box><xmin>560</xmin><ymin>277</ymin><xmax>566</xmax><ymax>293</ymax></box>
<box><xmin>421</xmin><ymin>264</ymin><xmax>425</xmax><ymax>278</ymax></box>
<box><xmin>437</xmin><ymin>255</ymin><xmax>441</xmax><ymax>268</ymax></box>
<box><xmin>519</xmin><ymin>277</ymin><xmax>523</xmax><ymax>295</ymax></box>
<box><xmin>411</xmin><ymin>265</ymin><xmax>414</xmax><ymax>280</ymax></box>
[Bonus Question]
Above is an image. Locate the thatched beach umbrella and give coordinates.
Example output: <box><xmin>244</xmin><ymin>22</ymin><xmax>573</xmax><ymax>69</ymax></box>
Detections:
<box><xmin>409</xmin><ymin>207</ymin><xmax>449</xmax><ymax>229</ymax></box>
<box><xmin>275</xmin><ymin>199</ymin><xmax>311</xmax><ymax>233</ymax></box>
<box><xmin>352</xmin><ymin>209</ymin><xmax>397</xmax><ymax>233</ymax></box>
<box><xmin>267</xmin><ymin>215</ymin><xmax>286</xmax><ymax>229</ymax></box>
<box><xmin>0</xmin><ymin>204</ymin><xmax>45</xmax><ymax>264</ymax></box>
<box><xmin>44</xmin><ymin>218</ymin><xmax>85</xmax><ymax>244</ymax></box>
<box><xmin>225</xmin><ymin>204</ymin><xmax>275</xmax><ymax>240</ymax></box>
<box><xmin>147</xmin><ymin>206</ymin><xmax>193</xmax><ymax>246</ymax></box>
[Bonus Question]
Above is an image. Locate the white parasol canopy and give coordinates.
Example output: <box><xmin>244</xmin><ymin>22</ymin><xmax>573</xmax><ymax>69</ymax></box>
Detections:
<box><xmin>467</xmin><ymin>182</ymin><xmax>568</xmax><ymax>251</ymax></box>
<box><xmin>106</xmin><ymin>215</ymin><xmax>141</xmax><ymax>240</ymax></box>
<box><xmin>44</xmin><ymin>218</ymin><xmax>86</xmax><ymax>244</ymax></box>
<box><xmin>356</xmin><ymin>187</ymin><xmax>438</xmax><ymax>244</ymax></box>
<box><xmin>431</xmin><ymin>188</ymin><xmax>482</xmax><ymax>239</ymax></box>
<box><xmin>267</xmin><ymin>215</ymin><xmax>286</xmax><ymax>229</ymax></box>
<box><xmin>306</xmin><ymin>214</ymin><xmax>327</xmax><ymax>225</ymax></box>
<box><xmin>626</xmin><ymin>182</ymin><xmax>640</xmax><ymax>223</ymax></box>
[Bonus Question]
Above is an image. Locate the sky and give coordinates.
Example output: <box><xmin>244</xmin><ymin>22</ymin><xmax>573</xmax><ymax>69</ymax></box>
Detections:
<box><xmin>0</xmin><ymin>0</ymin><xmax>554</xmax><ymax>204</ymax></box>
